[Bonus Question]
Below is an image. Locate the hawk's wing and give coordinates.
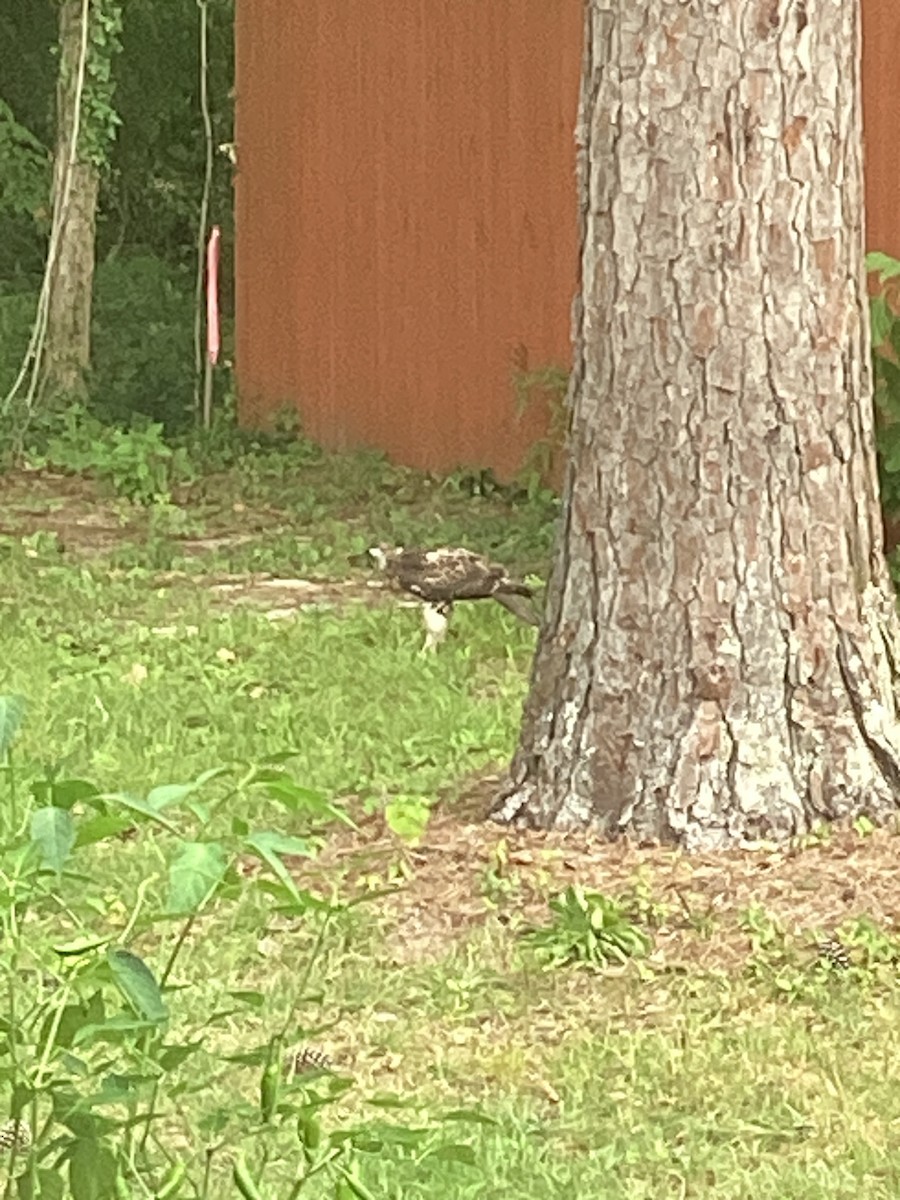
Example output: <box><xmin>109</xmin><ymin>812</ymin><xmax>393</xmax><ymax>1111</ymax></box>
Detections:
<box><xmin>387</xmin><ymin>547</ymin><xmax>510</xmax><ymax>603</ymax></box>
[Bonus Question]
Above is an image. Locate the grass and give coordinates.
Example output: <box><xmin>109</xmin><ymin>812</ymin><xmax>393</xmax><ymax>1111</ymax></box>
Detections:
<box><xmin>4</xmin><ymin>435</ymin><xmax>900</xmax><ymax>1197</ymax></box>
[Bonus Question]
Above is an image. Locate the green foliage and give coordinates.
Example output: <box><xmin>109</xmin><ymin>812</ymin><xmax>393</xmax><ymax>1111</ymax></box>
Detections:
<box><xmin>0</xmin><ymin>285</ymin><xmax>39</xmax><ymax>405</ymax></box>
<box><xmin>512</xmin><ymin>362</ymin><xmax>569</xmax><ymax>499</ymax></box>
<box><xmin>839</xmin><ymin>915</ymin><xmax>900</xmax><ymax>967</ymax></box>
<box><xmin>522</xmin><ymin>885</ymin><xmax>651</xmax><ymax>971</ymax></box>
<box><xmin>39</xmin><ymin>405</ymin><xmax>194</xmax><ymax>504</ymax></box>
<box><xmin>77</xmin><ymin>0</ymin><xmax>124</xmax><ymax>169</ymax></box>
<box><xmin>0</xmin><ymin>693</ymin><xmax>27</xmax><ymax>758</ymax></box>
<box><xmin>867</xmin><ymin>250</ymin><xmax>900</xmax><ymax>513</ymax></box>
<box><xmin>1</xmin><ymin>256</ymin><xmax>196</xmax><ymax>446</ymax></box>
<box><xmin>0</xmin><ymin>100</ymin><xmax>50</xmax><ymax>219</ymax></box>
<box><xmin>384</xmin><ymin>797</ymin><xmax>432</xmax><ymax>845</ymax></box>
<box><xmin>0</xmin><ymin>698</ymin><xmax>485</xmax><ymax>1198</ymax></box>
<box><xmin>103</xmin><ymin>0</ymin><xmax>234</xmax><ymax>264</ymax></box>
<box><xmin>89</xmin><ymin>254</ymin><xmax>196</xmax><ymax>429</ymax></box>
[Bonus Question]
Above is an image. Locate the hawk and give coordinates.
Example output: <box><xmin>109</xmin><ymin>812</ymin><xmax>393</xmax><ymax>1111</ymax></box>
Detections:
<box><xmin>368</xmin><ymin>545</ymin><xmax>540</xmax><ymax>651</ymax></box>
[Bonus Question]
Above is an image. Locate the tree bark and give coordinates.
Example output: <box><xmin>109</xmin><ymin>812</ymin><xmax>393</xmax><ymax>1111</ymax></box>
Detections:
<box><xmin>494</xmin><ymin>0</ymin><xmax>900</xmax><ymax>850</ymax></box>
<box><xmin>45</xmin><ymin>0</ymin><xmax>99</xmax><ymax>401</ymax></box>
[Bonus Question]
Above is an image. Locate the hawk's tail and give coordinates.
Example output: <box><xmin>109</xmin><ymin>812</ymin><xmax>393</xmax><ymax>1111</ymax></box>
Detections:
<box><xmin>493</xmin><ymin>591</ymin><xmax>541</xmax><ymax>627</ymax></box>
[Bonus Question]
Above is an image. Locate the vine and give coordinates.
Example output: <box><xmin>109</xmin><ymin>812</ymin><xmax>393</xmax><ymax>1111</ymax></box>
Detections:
<box><xmin>76</xmin><ymin>0</ymin><xmax>123</xmax><ymax>169</ymax></box>
<box><xmin>1</xmin><ymin>0</ymin><xmax>122</xmax><ymax>435</ymax></box>
<box><xmin>194</xmin><ymin>0</ymin><xmax>216</xmax><ymax>428</ymax></box>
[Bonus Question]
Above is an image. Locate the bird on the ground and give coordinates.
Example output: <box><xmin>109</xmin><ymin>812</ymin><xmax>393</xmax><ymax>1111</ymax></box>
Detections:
<box><xmin>368</xmin><ymin>544</ymin><xmax>540</xmax><ymax>651</ymax></box>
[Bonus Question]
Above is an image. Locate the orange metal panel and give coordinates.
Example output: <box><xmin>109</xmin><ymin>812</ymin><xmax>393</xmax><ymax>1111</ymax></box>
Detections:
<box><xmin>235</xmin><ymin>0</ymin><xmax>900</xmax><ymax>477</ymax></box>
<box><xmin>862</xmin><ymin>0</ymin><xmax>900</xmax><ymax>261</ymax></box>
<box><xmin>235</xmin><ymin>0</ymin><xmax>583</xmax><ymax>476</ymax></box>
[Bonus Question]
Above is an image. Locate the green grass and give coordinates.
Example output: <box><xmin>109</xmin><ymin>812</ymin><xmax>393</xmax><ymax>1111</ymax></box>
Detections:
<box><xmin>2</xmin><ymin>550</ymin><xmax>532</xmax><ymax>801</ymax></box>
<box><xmin>4</xmin><ymin>438</ymin><xmax>900</xmax><ymax>1198</ymax></box>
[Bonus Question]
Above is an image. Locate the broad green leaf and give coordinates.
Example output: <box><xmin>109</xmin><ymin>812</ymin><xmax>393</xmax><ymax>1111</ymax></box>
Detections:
<box><xmin>157</xmin><ymin>1041</ymin><xmax>203</xmax><ymax>1072</ymax></box>
<box><xmin>0</xmin><ymin>694</ymin><xmax>26</xmax><ymax>757</ymax></box>
<box><xmin>32</xmin><ymin>778</ymin><xmax>100</xmax><ymax>810</ymax></box>
<box><xmin>82</xmin><ymin>1072</ymin><xmax>154</xmax><ymax>1106</ymax></box>
<box><xmin>870</xmin><ymin>294</ymin><xmax>892</xmax><ymax>346</ymax></box>
<box><xmin>30</xmin><ymin>807</ymin><xmax>76</xmax><ymax>874</ymax></box>
<box><xmin>50</xmin><ymin>993</ymin><xmax>106</xmax><ymax>1050</ymax></box>
<box><xmin>165</xmin><ymin>841</ymin><xmax>228</xmax><ymax>914</ymax></box>
<box><xmin>384</xmin><ymin>797</ymin><xmax>431</xmax><ymax>844</ymax></box>
<box><xmin>195</xmin><ymin>766</ymin><xmax>232</xmax><ymax>786</ymax></box>
<box><xmin>254</xmin><ymin>751</ymin><xmax>303</xmax><ymax>768</ymax></box>
<box><xmin>262</xmin><ymin>778</ymin><xmax>356</xmax><ymax>828</ymax></box>
<box><xmin>146</xmin><ymin>766</ymin><xmax>228</xmax><ymax>812</ymax></box>
<box><xmin>185</xmin><ymin>801</ymin><xmax>211</xmax><ymax>824</ymax></box>
<box><xmin>866</xmin><ymin>250</ymin><xmax>900</xmax><ymax>280</ymax></box>
<box><xmin>74</xmin><ymin>814</ymin><xmax>134</xmax><ymax>848</ymax></box>
<box><xmin>106</xmin><ymin>948</ymin><xmax>168</xmax><ymax>1023</ymax></box>
<box><xmin>243</xmin><ymin>831</ymin><xmax>316</xmax><ymax>902</ymax></box>
<box><xmin>146</xmin><ymin>782</ymin><xmax>201</xmax><ymax>810</ymax></box>
<box><xmin>99</xmin><ymin>791</ymin><xmax>179</xmax><ymax>833</ymax></box>
<box><xmin>69</xmin><ymin>1139</ymin><xmax>118</xmax><ymax>1200</ymax></box>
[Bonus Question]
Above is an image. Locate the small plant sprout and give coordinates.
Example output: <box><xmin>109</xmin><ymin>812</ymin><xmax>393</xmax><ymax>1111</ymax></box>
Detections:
<box><xmin>522</xmin><ymin>885</ymin><xmax>651</xmax><ymax>971</ymax></box>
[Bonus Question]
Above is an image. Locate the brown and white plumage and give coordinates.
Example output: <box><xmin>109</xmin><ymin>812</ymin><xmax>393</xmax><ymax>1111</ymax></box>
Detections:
<box><xmin>369</xmin><ymin>545</ymin><xmax>539</xmax><ymax>650</ymax></box>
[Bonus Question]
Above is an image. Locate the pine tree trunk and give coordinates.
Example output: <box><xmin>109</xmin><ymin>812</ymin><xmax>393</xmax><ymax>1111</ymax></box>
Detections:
<box><xmin>45</xmin><ymin>0</ymin><xmax>99</xmax><ymax>401</ymax></box>
<box><xmin>493</xmin><ymin>0</ymin><xmax>900</xmax><ymax>850</ymax></box>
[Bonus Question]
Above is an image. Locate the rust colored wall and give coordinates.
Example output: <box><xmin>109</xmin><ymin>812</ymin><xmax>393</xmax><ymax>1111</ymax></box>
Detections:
<box><xmin>862</xmin><ymin>0</ymin><xmax>900</xmax><ymax>261</ymax></box>
<box><xmin>235</xmin><ymin>0</ymin><xmax>900</xmax><ymax>477</ymax></box>
<box><xmin>235</xmin><ymin>0</ymin><xmax>583</xmax><ymax>477</ymax></box>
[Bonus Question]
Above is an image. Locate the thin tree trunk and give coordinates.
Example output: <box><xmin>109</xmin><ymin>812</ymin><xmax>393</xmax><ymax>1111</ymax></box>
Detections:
<box><xmin>494</xmin><ymin>0</ymin><xmax>900</xmax><ymax>850</ymax></box>
<box><xmin>45</xmin><ymin>0</ymin><xmax>99</xmax><ymax>402</ymax></box>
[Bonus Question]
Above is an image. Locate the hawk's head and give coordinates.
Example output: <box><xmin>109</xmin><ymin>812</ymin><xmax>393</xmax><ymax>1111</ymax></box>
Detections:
<box><xmin>367</xmin><ymin>544</ymin><xmax>403</xmax><ymax>571</ymax></box>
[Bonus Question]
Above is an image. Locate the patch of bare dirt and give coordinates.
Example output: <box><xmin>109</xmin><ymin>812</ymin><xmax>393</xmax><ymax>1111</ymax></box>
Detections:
<box><xmin>151</xmin><ymin>571</ymin><xmax>395</xmax><ymax>617</ymax></box>
<box><xmin>301</xmin><ymin>778</ymin><xmax>900</xmax><ymax>971</ymax></box>
<box><xmin>0</xmin><ymin>468</ymin><xmax>286</xmax><ymax>560</ymax></box>
<box><xmin>0</xmin><ymin>468</ymin><xmax>136</xmax><ymax>555</ymax></box>
<box><xmin>1</xmin><ymin>469</ymin><xmax>384</xmax><ymax>612</ymax></box>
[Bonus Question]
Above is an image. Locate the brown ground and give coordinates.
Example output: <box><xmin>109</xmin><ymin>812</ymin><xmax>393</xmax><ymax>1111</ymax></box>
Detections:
<box><xmin>0</xmin><ymin>467</ymin><xmax>282</xmax><ymax>559</ymax></box>
<box><xmin>301</xmin><ymin>773</ymin><xmax>900</xmax><ymax>973</ymax></box>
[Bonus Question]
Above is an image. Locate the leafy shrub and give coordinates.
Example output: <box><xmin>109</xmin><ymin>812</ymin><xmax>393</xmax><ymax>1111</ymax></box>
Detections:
<box><xmin>90</xmin><ymin>253</ymin><xmax>196</xmax><ymax>431</ymax></box>
<box><xmin>0</xmin><ymin>99</ymin><xmax>49</xmax><ymax>221</ymax></box>
<box><xmin>0</xmin><ymin>695</ymin><xmax>484</xmax><ymax>1198</ymax></box>
<box><xmin>522</xmin><ymin>885</ymin><xmax>651</xmax><ymax>971</ymax></box>
<box><xmin>40</xmin><ymin>405</ymin><xmax>195</xmax><ymax>504</ymax></box>
<box><xmin>2</xmin><ymin>255</ymin><xmax>200</xmax><ymax>453</ymax></box>
<box><xmin>0</xmin><ymin>285</ymin><xmax>39</xmax><ymax>406</ymax></box>
<box><xmin>868</xmin><ymin>250</ymin><xmax>900</xmax><ymax>514</ymax></box>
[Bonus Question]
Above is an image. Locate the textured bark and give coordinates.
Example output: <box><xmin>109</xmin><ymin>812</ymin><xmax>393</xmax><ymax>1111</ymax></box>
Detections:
<box><xmin>45</xmin><ymin>0</ymin><xmax>99</xmax><ymax>401</ymax></box>
<box><xmin>494</xmin><ymin>0</ymin><xmax>900</xmax><ymax>849</ymax></box>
